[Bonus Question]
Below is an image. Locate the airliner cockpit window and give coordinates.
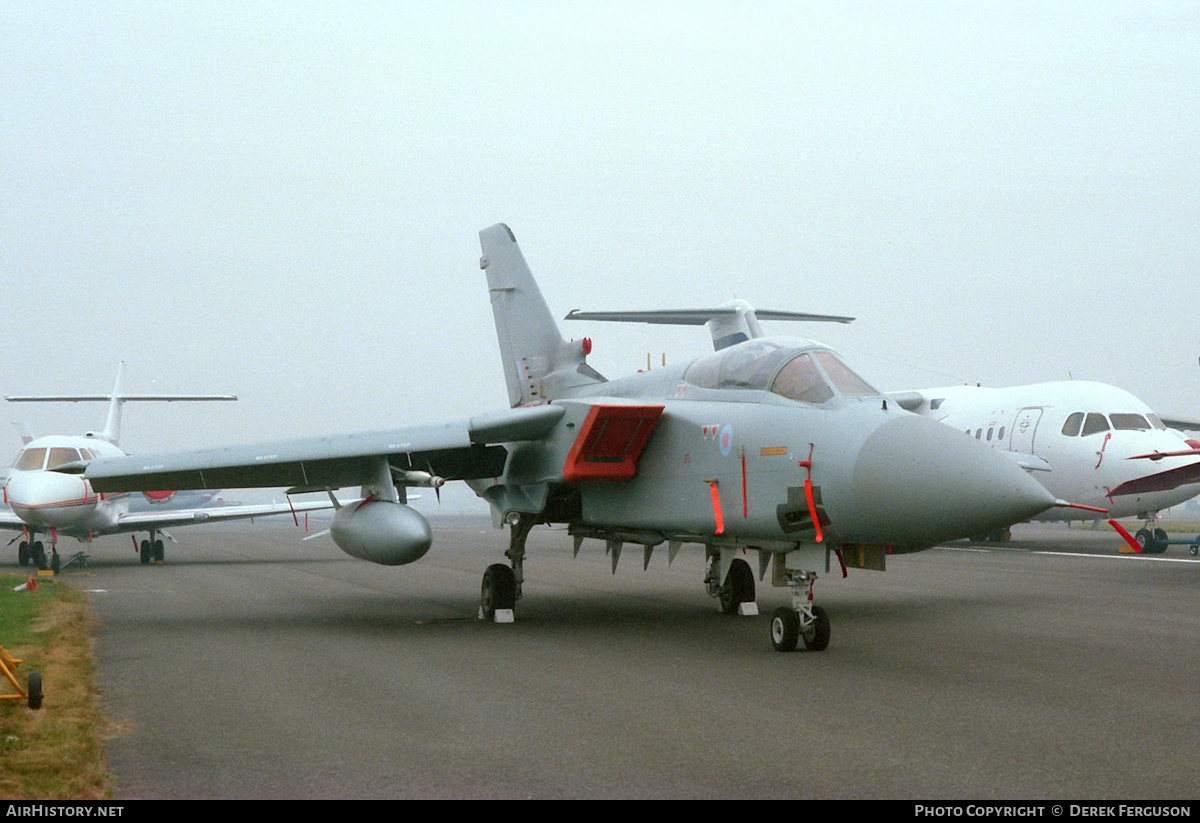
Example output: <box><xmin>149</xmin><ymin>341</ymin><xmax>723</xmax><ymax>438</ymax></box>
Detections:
<box><xmin>14</xmin><ymin>447</ymin><xmax>46</xmax><ymax>471</ymax></box>
<box><xmin>1081</xmin><ymin>413</ymin><xmax>1110</xmax><ymax>436</ymax></box>
<box><xmin>1110</xmin><ymin>414</ymin><xmax>1152</xmax><ymax>431</ymax></box>
<box><xmin>1062</xmin><ymin>413</ymin><xmax>1084</xmax><ymax>437</ymax></box>
<box><xmin>46</xmin><ymin>448</ymin><xmax>82</xmax><ymax>469</ymax></box>
<box><xmin>1147</xmin><ymin>414</ymin><xmax>1167</xmax><ymax>430</ymax></box>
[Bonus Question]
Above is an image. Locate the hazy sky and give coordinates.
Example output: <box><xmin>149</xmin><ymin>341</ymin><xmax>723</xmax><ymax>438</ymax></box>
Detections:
<box><xmin>2</xmin><ymin>1</ymin><xmax>1197</xmax><ymax>461</ymax></box>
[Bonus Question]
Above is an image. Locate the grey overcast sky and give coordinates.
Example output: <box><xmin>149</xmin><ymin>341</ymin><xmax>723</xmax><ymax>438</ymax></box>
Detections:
<box><xmin>2</xmin><ymin>1</ymin><xmax>1197</xmax><ymax>459</ymax></box>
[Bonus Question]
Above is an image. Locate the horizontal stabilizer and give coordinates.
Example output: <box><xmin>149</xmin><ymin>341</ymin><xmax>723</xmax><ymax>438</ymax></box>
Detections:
<box><xmin>564</xmin><ymin>307</ymin><xmax>854</xmax><ymax>325</ymax></box>
<box><xmin>565</xmin><ymin>301</ymin><xmax>853</xmax><ymax>351</ymax></box>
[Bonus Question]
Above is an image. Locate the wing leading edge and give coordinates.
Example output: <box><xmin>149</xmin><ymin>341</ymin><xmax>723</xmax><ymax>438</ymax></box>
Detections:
<box><xmin>83</xmin><ymin>405</ymin><xmax>566</xmax><ymax>495</ymax></box>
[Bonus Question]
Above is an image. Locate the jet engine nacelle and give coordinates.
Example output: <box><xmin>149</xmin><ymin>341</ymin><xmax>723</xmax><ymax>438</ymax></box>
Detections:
<box><xmin>330</xmin><ymin>501</ymin><xmax>432</xmax><ymax>566</ymax></box>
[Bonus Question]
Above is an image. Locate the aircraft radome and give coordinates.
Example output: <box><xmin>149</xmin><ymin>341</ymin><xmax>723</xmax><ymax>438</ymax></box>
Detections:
<box><xmin>1</xmin><ymin>363</ymin><xmax>333</xmax><ymax>571</ymax></box>
<box><xmin>78</xmin><ymin>225</ymin><xmax>1057</xmax><ymax>652</ymax></box>
<box><xmin>887</xmin><ymin>382</ymin><xmax>1200</xmax><ymax>553</ymax></box>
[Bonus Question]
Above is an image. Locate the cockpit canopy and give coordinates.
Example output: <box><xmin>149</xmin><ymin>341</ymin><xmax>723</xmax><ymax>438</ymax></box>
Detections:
<box><xmin>683</xmin><ymin>338</ymin><xmax>879</xmax><ymax>404</ymax></box>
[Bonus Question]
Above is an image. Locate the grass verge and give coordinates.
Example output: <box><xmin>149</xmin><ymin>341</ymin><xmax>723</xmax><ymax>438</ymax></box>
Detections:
<box><xmin>0</xmin><ymin>572</ymin><xmax>111</xmax><ymax>800</ymax></box>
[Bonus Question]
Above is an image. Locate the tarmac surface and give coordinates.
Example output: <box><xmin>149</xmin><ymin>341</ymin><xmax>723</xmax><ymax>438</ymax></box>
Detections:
<box><xmin>31</xmin><ymin>514</ymin><xmax>1200</xmax><ymax>799</ymax></box>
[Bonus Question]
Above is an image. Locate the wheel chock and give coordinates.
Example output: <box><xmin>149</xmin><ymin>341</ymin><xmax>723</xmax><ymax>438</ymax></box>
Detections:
<box><xmin>738</xmin><ymin>602</ymin><xmax>759</xmax><ymax>616</ymax></box>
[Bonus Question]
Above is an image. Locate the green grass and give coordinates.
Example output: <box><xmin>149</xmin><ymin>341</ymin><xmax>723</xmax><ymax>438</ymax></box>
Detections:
<box><xmin>0</xmin><ymin>573</ymin><xmax>111</xmax><ymax>800</ymax></box>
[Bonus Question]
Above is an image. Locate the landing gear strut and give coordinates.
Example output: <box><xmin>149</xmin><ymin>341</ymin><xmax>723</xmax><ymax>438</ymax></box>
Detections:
<box><xmin>770</xmin><ymin>569</ymin><xmax>830</xmax><ymax>652</ymax></box>
<box><xmin>479</xmin><ymin>513</ymin><xmax>536</xmax><ymax>623</ymax></box>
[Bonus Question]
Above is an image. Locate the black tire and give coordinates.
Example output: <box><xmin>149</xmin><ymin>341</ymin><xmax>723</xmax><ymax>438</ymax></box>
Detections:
<box><xmin>153</xmin><ymin>540</ymin><xmax>164</xmax><ymax>563</ymax></box>
<box><xmin>1135</xmin><ymin>529</ymin><xmax>1152</xmax><ymax>552</ymax></box>
<box><xmin>50</xmin><ymin>552</ymin><xmax>60</xmax><ymax>574</ymax></box>
<box><xmin>802</xmin><ymin>605</ymin><xmax>831</xmax><ymax>651</ymax></box>
<box><xmin>718</xmin><ymin>558</ymin><xmax>756</xmax><ymax>614</ymax></box>
<box><xmin>770</xmin><ymin>607</ymin><xmax>799</xmax><ymax>652</ymax></box>
<box><xmin>18</xmin><ymin>543</ymin><xmax>29</xmax><ymax>567</ymax></box>
<box><xmin>27</xmin><ymin>670</ymin><xmax>42</xmax><ymax>710</ymax></box>
<box><xmin>140</xmin><ymin>540</ymin><xmax>151</xmax><ymax>565</ymax></box>
<box><xmin>32</xmin><ymin>542</ymin><xmax>46</xmax><ymax>570</ymax></box>
<box><xmin>480</xmin><ymin>564</ymin><xmax>516</xmax><ymax>621</ymax></box>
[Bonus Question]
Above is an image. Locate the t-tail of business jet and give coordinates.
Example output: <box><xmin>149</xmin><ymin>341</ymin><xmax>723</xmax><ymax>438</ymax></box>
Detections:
<box><xmin>1</xmin><ymin>363</ymin><xmax>333</xmax><ymax>571</ymax></box>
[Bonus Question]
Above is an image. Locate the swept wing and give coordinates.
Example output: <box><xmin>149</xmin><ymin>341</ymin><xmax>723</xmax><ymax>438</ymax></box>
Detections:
<box><xmin>82</xmin><ymin>405</ymin><xmax>565</xmax><ymax>495</ymax></box>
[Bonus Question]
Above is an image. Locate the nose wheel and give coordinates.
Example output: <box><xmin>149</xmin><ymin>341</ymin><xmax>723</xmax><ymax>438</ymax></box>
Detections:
<box><xmin>770</xmin><ymin>569</ymin><xmax>830</xmax><ymax>652</ymax></box>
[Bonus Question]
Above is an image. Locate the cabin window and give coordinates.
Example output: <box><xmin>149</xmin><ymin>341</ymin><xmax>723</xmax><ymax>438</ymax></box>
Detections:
<box><xmin>986</xmin><ymin>428</ymin><xmax>994</xmax><ymax>441</ymax></box>
<box><xmin>1061</xmin><ymin>413</ymin><xmax>1084</xmax><ymax>437</ymax></box>
<box><xmin>14</xmin><ymin>447</ymin><xmax>46</xmax><ymax>471</ymax></box>
<box><xmin>1110</xmin><ymin>413</ymin><xmax>1152</xmax><ymax>431</ymax></box>
<box><xmin>998</xmin><ymin>426</ymin><xmax>1005</xmax><ymax>441</ymax></box>
<box><xmin>1081</xmin><ymin>412</ymin><xmax>1110</xmax><ymax>437</ymax></box>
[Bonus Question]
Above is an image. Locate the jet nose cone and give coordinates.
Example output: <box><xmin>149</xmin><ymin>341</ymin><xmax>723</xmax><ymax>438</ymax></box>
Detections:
<box><xmin>5</xmin><ymin>470</ymin><xmax>93</xmax><ymax>526</ymax></box>
<box><xmin>845</xmin><ymin>415</ymin><xmax>1055</xmax><ymax>549</ymax></box>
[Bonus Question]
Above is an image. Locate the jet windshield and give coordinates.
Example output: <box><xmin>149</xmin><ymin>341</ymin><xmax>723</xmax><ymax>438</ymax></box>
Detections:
<box><xmin>683</xmin><ymin>339</ymin><xmax>879</xmax><ymax>403</ymax></box>
<box><xmin>11</xmin><ymin>446</ymin><xmax>91</xmax><ymax>471</ymax></box>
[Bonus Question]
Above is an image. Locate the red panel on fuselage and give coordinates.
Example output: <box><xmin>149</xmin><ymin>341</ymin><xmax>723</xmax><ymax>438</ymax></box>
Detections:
<box><xmin>562</xmin><ymin>405</ymin><xmax>664</xmax><ymax>482</ymax></box>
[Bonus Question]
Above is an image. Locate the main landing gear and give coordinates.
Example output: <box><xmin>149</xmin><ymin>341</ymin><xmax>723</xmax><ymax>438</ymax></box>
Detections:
<box><xmin>708</xmin><ymin>556</ymin><xmax>757</xmax><ymax>616</ymax></box>
<box><xmin>138</xmin><ymin>532</ymin><xmax>165</xmax><ymax>565</ymax></box>
<box><xmin>478</xmin><ymin>513</ymin><xmax>533</xmax><ymax>623</ymax></box>
<box><xmin>770</xmin><ymin>569</ymin><xmax>830</xmax><ymax>653</ymax></box>
<box><xmin>16</xmin><ymin>537</ymin><xmax>59</xmax><ymax>573</ymax></box>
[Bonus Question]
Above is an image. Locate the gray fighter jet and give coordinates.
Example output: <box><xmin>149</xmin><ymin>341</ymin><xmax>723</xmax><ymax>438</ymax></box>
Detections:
<box><xmin>79</xmin><ymin>224</ymin><xmax>1055</xmax><ymax>651</ymax></box>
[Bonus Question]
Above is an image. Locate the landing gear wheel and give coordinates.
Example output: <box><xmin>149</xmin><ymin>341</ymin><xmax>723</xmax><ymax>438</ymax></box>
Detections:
<box><xmin>27</xmin><ymin>670</ymin><xmax>42</xmax><ymax>710</ymax></box>
<box><xmin>50</xmin><ymin>552</ymin><xmax>60</xmax><ymax>574</ymax></box>
<box><xmin>31</xmin><ymin>542</ymin><xmax>46</xmax><ymax>570</ymax></box>
<box><xmin>802</xmin><ymin>605</ymin><xmax>831</xmax><ymax>651</ymax></box>
<box><xmin>139</xmin><ymin>540</ymin><xmax>151</xmax><ymax>565</ymax></box>
<box><xmin>770</xmin><ymin>607</ymin><xmax>799</xmax><ymax>652</ymax></box>
<box><xmin>18</xmin><ymin>542</ymin><xmax>29</xmax><ymax>567</ymax></box>
<box><xmin>718</xmin><ymin>558</ymin><xmax>755</xmax><ymax>614</ymax></box>
<box><xmin>153</xmin><ymin>540</ymin><xmax>164</xmax><ymax>563</ymax></box>
<box><xmin>480</xmin><ymin>563</ymin><xmax>516</xmax><ymax>622</ymax></box>
<box><xmin>1136</xmin><ymin>528</ymin><xmax>1169</xmax><ymax>554</ymax></box>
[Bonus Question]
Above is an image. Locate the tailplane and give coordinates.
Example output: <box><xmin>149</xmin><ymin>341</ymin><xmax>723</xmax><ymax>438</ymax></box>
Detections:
<box><xmin>4</xmin><ymin>362</ymin><xmax>238</xmax><ymax>446</ymax></box>
<box><xmin>480</xmin><ymin>224</ymin><xmax>604</xmax><ymax>406</ymax></box>
<box><xmin>564</xmin><ymin>303</ymin><xmax>854</xmax><ymax>351</ymax></box>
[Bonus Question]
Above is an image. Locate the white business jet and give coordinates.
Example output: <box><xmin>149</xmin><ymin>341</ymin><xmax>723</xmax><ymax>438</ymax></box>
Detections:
<box><xmin>889</xmin><ymin>381</ymin><xmax>1200</xmax><ymax>552</ymax></box>
<box><xmin>2</xmin><ymin>364</ymin><xmax>332</xmax><ymax>570</ymax></box>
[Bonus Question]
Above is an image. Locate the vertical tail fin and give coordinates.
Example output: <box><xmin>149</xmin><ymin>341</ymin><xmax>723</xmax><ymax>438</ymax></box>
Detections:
<box><xmin>100</xmin><ymin>362</ymin><xmax>126</xmax><ymax>445</ymax></box>
<box><xmin>479</xmin><ymin>224</ymin><xmax>603</xmax><ymax>406</ymax></box>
